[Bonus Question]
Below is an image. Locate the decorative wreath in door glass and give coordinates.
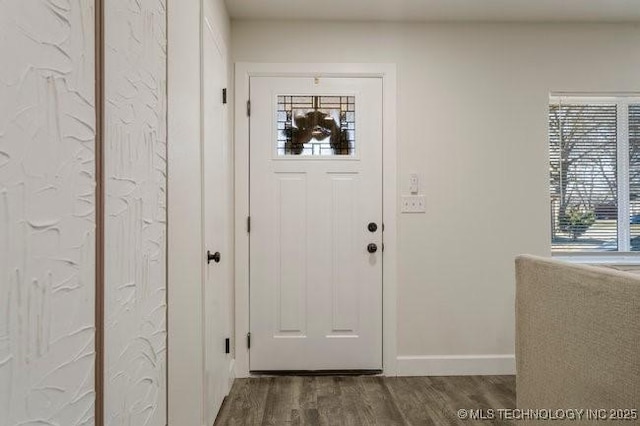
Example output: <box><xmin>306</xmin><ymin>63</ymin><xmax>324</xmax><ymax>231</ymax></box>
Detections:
<box><xmin>284</xmin><ymin>110</ymin><xmax>350</xmax><ymax>155</ymax></box>
<box><xmin>278</xmin><ymin>95</ymin><xmax>355</xmax><ymax>156</ymax></box>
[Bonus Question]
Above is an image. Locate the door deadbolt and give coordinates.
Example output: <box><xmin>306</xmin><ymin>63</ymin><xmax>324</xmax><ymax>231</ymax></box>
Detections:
<box><xmin>368</xmin><ymin>222</ymin><xmax>378</xmax><ymax>233</ymax></box>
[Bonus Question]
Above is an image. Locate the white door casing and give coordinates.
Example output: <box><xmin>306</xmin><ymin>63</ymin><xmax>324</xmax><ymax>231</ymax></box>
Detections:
<box><xmin>249</xmin><ymin>77</ymin><xmax>383</xmax><ymax>371</ymax></box>
<box><xmin>234</xmin><ymin>63</ymin><xmax>398</xmax><ymax>378</ymax></box>
<box><xmin>202</xmin><ymin>11</ymin><xmax>231</xmax><ymax>422</ymax></box>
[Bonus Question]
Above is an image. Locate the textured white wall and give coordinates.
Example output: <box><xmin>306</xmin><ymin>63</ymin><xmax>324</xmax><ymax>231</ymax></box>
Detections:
<box><xmin>0</xmin><ymin>1</ymin><xmax>96</xmax><ymax>425</ymax></box>
<box><xmin>104</xmin><ymin>0</ymin><xmax>167</xmax><ymax>424</ymax></box>
<box><xmin>231</xmin><ymin>21</ymin><xmax>640</xmax><ymax>372</ymax></box>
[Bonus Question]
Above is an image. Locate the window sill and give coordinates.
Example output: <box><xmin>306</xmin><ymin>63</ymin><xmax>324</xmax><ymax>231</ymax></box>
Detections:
<box><xmin>553</xmin><ymin>253</ymin><xmax>640</xmax><ymax>265</ymax></box>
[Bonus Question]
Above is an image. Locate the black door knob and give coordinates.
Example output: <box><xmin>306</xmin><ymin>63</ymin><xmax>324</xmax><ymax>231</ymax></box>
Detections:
<box><xmin>367</xmin><ymin>243</ymin><xmax>378</xmax><ymax>254</ymax></box>
<box><xmin>207</xmin><ymin>251</ymin><xmax>221</xmax><ymax>264</ymax></box>
<box><xmin>368</xmin><ymin>222</ymin><xmax>378</xmax><ymax>233</ymax></box>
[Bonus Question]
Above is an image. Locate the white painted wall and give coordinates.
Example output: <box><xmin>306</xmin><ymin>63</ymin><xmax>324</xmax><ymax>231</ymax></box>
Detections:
<box><xmin>231</xmin><ymin>21</ymin><xmax>640</xmax><ymax>374</ymax></box>
<box><xmin>0</xmin><ymin>1</ymin><xmax>96</xmax><ymax>424</ymax></box>
<box><xmin>104</xmin><ymin>0</ymin><xmax>167</xmax><ymax>424</ymax></box>
<box><xmin>168</xmin><ymin>0</ymin><xmax>231</xmax><ymax>424</ymax></box>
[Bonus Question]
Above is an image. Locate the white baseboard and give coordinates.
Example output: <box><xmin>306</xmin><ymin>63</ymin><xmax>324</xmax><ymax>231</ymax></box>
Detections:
<box><xmin>396</xmin><ymin>355</ymin><xmax>515</xmax><ymax>376</ymax></box>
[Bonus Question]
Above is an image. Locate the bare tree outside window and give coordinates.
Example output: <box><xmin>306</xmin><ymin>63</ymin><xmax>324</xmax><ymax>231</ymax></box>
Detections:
<box><xmin>549</xmin><ymin>103</ymin><xmax>618</xmax><ymax>251</ymax></box>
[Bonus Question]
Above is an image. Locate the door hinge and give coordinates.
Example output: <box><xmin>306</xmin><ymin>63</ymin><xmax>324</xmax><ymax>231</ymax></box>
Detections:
<box><xmin>222</xmin><ymin>88</ymin><xmax>227</xmax><ymax>104</ymax></box>
<box><xmin>247</xmin><ymin>100</ymin><xmax>251</xmax><ymax>117</ymax></box>
<box><xmin>247</xmin><ymin>216</ymin><xmax>251</xmax><ymax>233</ymax></box>
<box><xmin>247</xmin><ymin>332</ymin><xmax>251</xmax><ymax>349</ymax></box>
<box><xmin>225</xmin><ymin>337</ymin><xmax>230</xmax><ymax>354</ymax></box>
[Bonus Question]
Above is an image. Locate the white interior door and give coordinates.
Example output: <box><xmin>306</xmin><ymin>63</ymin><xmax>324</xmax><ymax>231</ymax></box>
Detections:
<box><xmin>249</xmin><ymin>77</ymin><xmax>383</xmax><ymax>371</ymax></box>
<box><xmin>202</xmin><ymin>13</ymin><xmax>231</xmax><ymax>423</ymax></box>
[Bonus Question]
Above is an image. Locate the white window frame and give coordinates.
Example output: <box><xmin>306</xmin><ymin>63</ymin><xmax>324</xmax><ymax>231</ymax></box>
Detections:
<box><xmin>550</xmin><ymin>93</ymin><xmax>640</xmax><ymax>259</ymax></box>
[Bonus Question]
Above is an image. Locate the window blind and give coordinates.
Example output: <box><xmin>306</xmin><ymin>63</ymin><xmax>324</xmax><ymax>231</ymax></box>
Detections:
<box><xmin>628</xmin><ymin>104</ymin><xmax>640</xmax><ymax>250</ymax></box>
<box><xmin>549</xmin><ymin>102</ymin><xmax>618</xmax><ymax>252</ymax></box>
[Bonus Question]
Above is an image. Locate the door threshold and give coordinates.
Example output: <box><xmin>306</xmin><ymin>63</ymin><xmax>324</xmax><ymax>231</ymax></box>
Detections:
<box><xmin>250</xmin><ymin>369</ymin><xmax>383</xmax><ymax>377</ymax></box>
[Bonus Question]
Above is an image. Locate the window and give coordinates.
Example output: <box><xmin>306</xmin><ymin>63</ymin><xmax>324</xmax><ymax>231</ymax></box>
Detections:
<box><xmin>550</xmin><ymin>95</ymin><xmax>640</xmax><ymax>253</ymax></box>
<box><xmin>277</xmin><ymin>95</ymin><xmax>356</xmax><ymax>156</ymax></box>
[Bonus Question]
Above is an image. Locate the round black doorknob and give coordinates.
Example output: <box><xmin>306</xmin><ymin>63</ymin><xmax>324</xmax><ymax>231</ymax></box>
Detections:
<box><xmin>367</xmin><ymin>243</ymin><xmax>378</xmax><ymax>254</ymax></box>
<box><xmin>207</xmin><ymin>251</ymin><xmax>221</xmax><ymax>264</ymax></box>
<box><xmin>368</xmin><ymin>222</ymin><xmax>378</xmax><ymax>233</ymax></box>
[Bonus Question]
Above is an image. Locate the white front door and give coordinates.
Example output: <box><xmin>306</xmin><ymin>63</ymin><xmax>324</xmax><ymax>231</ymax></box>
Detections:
<box><xmin>202</xmin><ymin>11</ymin><xmax>231</xmax><ymax>423</ymax></box>
<box><xmin>249</xmin><ymin>77</ymin><xmax>383</xmax><ymax>371</ymax></box>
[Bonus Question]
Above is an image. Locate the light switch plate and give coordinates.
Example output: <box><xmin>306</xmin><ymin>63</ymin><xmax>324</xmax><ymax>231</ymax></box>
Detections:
<box><xmin>401</xmin><ymin>195</ymin><xmax>426</xmax><ymax>213</ymax></box>
<box><xmin>409</xmin><ymin>173</ymin><xmax>419</xmax><ymax>194</ymax></box>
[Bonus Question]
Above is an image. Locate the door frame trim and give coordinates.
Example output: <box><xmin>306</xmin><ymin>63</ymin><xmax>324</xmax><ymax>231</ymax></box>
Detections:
<box><xmin>234</xmin><ymin>63</ymin><xmax>398</xmax><ymax>377</ymax></box>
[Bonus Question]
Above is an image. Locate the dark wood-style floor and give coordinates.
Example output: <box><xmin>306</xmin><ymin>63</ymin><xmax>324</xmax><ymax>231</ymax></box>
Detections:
<box><xmin>214</xmin><ymin>375</ymin><xmax>516</xmax><ymax>426</ymax></box>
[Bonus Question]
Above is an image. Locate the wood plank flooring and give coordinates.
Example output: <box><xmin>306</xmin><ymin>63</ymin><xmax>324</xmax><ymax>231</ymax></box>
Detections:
<box><xmin>214</xmin><ymin>375</ymin><xmax>516</xmax><ymax>426</ymax></box>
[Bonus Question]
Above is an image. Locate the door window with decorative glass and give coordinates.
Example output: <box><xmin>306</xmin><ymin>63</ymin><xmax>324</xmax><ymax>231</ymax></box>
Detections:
<box><xmin>277</xmin><ymin>95</ymin><xmax>356</xmax><ymax>156</ymax></box>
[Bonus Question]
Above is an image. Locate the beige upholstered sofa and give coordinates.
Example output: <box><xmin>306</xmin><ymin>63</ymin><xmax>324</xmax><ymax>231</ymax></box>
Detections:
<box><xmin>515</xmin><ymin>255</ymin><xmax>640</xmax><ymax>424</ymax></box>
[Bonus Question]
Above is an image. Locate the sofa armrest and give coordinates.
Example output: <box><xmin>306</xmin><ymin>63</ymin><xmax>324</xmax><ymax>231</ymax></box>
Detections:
<box><xmin>516</xmin><ymin>255</ymin><xmax>640</xmax><ymax>413</ymax></box>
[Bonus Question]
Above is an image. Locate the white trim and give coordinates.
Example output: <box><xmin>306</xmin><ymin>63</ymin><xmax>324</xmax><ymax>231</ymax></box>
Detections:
<box><xmin>202</xmin><ymin>5</ymin><xmax>226</xmax><ymax>59</ymax></box>
<box><xmin>228</xmin><ymin>358</ymin><xmax>236</xmax><ymax>390</ymax></box>
<box><xmin>550</xmin><ymin>94</ymin><xmax>640</xmax><ymax>255</ymax></box>
<box><xmin>234</xmin><ymin>62</ymin><xmax>398</xmax><ymax>378</ymax></box>
<box><xmin>550</xmin><ymin>93</ymin><xmax>640</xmax><ymax>103</ymax></box>
<box><xmin>198</xmin><ymin>3</ymin><xmax>206</xmax><ymax>422</ymax></box>
<box><xmin>618</xmin><ymin>103</ymin><xmax>631</xmax><ymax>251</ymax></box>
<box><xmin>396</xmin><ymin>355</ymin><xmax>516</xmax><ymax>377</ymax></box>
<box><xmin>200</xmin><ymin>0</ymin><xmax>234</xmax><ymax>414</ymax></box>
<box><xmin>553</xmin><ymin>254</ymin><xmax>640</xmax><ymax>264</ymax></box>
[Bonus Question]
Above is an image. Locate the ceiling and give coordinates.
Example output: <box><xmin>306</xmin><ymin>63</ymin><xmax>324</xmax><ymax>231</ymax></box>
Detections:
<box><xmin>225</xmin><ymin>0</ymin><xmax>640</xmax><ymax>22</ymax></box>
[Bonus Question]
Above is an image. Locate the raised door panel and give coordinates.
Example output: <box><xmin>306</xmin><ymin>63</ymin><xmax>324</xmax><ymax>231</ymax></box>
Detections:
<box><xmin>329</xmin><ymin>174</ymin><xmax>361</xmax><ymax>336</ymax></box>
<box><xmin>276</xmin><ymin>174</ymin><xmax>308</xmax><ymax>336</ymax></box>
